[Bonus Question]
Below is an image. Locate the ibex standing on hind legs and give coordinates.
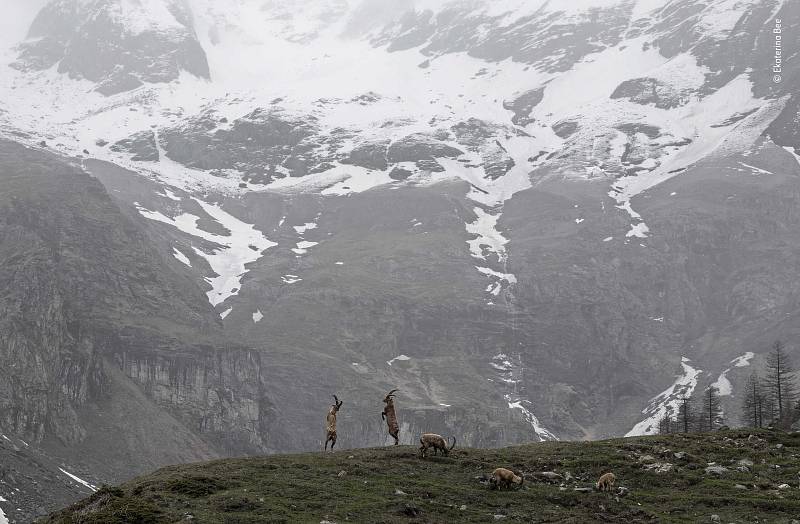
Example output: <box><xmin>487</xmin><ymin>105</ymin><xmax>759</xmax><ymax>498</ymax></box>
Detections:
<box><xmin>381</xmin><ymin>389</ymin><xmax>400</xmax><ymax>445</ymax></box>
<box><xmin>324</xmin><ymin>395</ymin><xmax>343</xmax><ymax>451</ymax></box>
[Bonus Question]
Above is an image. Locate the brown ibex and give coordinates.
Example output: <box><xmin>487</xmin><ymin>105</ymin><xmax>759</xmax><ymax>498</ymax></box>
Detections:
<box><xmin>381</xmin><ymin>389</ymin><xmax>400</xmax><ymax>445</ymax></box>
<box><xmin>419</xmin><ymin>433</ymin><xmax>456</xmax><ymax>457</ymax></box>
<box><xmin>489</xmin><ymin>468</ymin><xmax>524</xmax><ymax>490</ymax></box>
<box><xmin>324</xmin><ymin>395</ymin><xmax>343</xmax><ymax>451</ymax></box>
<box><xmin>596</xmin><ymin>472</ymin><xmax>615</xmax><ymax>492</ymax></box>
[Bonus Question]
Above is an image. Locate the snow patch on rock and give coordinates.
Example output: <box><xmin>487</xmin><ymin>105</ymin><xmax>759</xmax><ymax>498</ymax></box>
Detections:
<box><xmin>506</xmin><ymin>396</ymin><xmax>558</xmax><ymax>441</ymax></box>
<box><xmin>626</xmin><ymin>357</ymin><xmax>702</xmax><ymax>436</ymax></box>
<box><xmin>293</xmin><ymin>222</ymin><xmax>317</xmax><ymax>234</ymax></box>
<box><xmin>292</xmin><ymin>240</ymin><xmax>318</xmax><ymax>255</ymax></box>
<box><xmin>466</xmin><ymin>209</ymin><xmax>509</xmax><ymax>263</ymax></box>
<box><xmin>58</xmin><ymin>468</ymin><xmax>97</xmax><ymax>492</ymax></box>
<box><xmin>711</xmin><ymin>352</ymin><xmax>755</xmax><ymax>397</ymax></box>
<box><xmin>136</xmin><ymin>198</ymin><xmax>277</xmax><ymax>305</ymax></box>
<box><xmin>491</xmin><ymin>354</ymin><xmax>557</xmax><ymax>441</ymax></box>
<box><xmin>387</xmin><ymin>354</ymin><xmax>411</xmax><ymax>366</ymax></box>
<box><xmin>172</xmin><ymin>247</ymin><xmax>192</xmax><ymax>266</ymax></box>
<box><xmin>731</xmin><ymin>352</ymin><xmax>754</xmax><ymax>367</ymax></box>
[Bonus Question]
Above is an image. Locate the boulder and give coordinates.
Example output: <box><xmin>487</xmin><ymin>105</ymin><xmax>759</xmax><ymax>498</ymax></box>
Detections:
<box><xmin>704</xmin><ymin>465</ymin><xmax>729</xmax><ymax>476</ymax></box>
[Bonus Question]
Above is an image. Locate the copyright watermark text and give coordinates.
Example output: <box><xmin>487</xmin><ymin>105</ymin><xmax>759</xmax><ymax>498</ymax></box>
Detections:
<box><xmin>773</xmin><ymin>18</ymin><xmax>783</xmax><ymax>83</ymax></box>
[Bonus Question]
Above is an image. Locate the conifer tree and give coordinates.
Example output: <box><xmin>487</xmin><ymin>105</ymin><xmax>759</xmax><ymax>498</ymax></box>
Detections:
<box><xmin>702</xmin><ymin>385</ymin><xmax>723</xmax><ymax>431</ymax></box>
<box><xmin>741</xmin><ymin>372</ymin><xmax>764</xmax><ymax>428</ymax></box>
<box><xmin>764</xmin><ymin>341</ymin><xmax>797</xmax><ymax>421</ymax></box>
<box><xmin>677</xmin><ymin>395</ymin><xmax>695</xmax><ymax>433</ymax></box>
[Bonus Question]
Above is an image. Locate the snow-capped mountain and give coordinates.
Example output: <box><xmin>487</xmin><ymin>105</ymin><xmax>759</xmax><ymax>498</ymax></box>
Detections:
<box><xmin>0</xmin><ymin>0</ymin><xmax>799</xmax><ymax>516</ymax></box>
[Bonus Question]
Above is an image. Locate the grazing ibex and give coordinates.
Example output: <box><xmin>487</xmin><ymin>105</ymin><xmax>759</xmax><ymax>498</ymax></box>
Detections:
<box><xmin>324</xmin><ymin>395</ymin><xmax>343</xmax><ymax>451</ymax></box>
<box><xmin>596</xmin><ymin>472</ymin><xmax>615</xmax><ymax>492</ymax></box>
<box><xmin>381</xmin><ymin>389</ymin><xmax>400</xmax><ymax>445</ymax></box>
<box><xmin>419</xmin><ymin>433</ymin><xmax>456</xmax><ymax>457</ymax></box>
<box><xmin>489</xmin><ymin>468</ymin><xmax>524</xmax><ymax>490</ymax></box>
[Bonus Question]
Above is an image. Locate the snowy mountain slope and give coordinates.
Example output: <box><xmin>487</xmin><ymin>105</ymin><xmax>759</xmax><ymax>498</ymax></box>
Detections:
<box><xmin>3</xmin><ymin>0</ymin><xmax>795</xmax><ymax>311</ymax></box>
<box><xmin>0</xmin><ymin>0</ymin><xmax>799</xmax><ymax>503</ymax></box>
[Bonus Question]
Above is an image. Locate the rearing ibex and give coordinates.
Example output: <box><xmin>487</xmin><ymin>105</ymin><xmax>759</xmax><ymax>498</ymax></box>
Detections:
<box><xmin>381</xmin><ymin>389</ymin><xmax>400</xmax><ymax>445</ymax></box>
<box><xmin>324</xmin><ymin>395</ymin><xmax>343</xmax><ymax>451</ymax></box>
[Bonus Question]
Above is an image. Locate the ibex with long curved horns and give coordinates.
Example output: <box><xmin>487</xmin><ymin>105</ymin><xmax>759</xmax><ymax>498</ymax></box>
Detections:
<box><xmin>419</xmin><ymin>433</ymin><xmax>456</xmax><ymax>457</ymax></box>
<box><xmin>381</xmin><ymin>389</ymin><xmax>400</xmax><ymax>445</ymax></box>
<box><xmin>324</xmin><ymin>395</ymin><xmax>343</xmax><ymax>451</ymax></box>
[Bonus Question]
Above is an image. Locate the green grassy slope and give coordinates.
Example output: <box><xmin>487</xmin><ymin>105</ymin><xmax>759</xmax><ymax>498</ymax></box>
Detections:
<box><xmin>44</xmin><ymin>430</ymin><xmax>800</xmax><ymax>523</ymax></box>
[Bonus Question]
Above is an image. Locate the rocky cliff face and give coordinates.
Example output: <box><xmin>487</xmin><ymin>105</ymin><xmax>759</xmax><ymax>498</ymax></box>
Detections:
<box><xmin>13</xmin><ymin>0</ymin><xmax>209</xmax><ymax>95</ymax></box>
<box><xmin>0</xmin><ymin>140</ymin><xmax>281</xmax><ymax>516</ymax></box>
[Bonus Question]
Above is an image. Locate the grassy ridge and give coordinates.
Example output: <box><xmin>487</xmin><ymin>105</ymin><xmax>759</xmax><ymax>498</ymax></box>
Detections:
<box><xmin>44</xmin><ymin>430</ymin><xmax>800</xmax><ymax>523</ymax></box>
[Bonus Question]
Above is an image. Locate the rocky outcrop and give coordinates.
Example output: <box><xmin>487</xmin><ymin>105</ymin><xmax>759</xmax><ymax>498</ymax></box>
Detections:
<box><xmin>610</xmin><ymin>78</ymin><xmax>689</xmax><ymax>109</ymax></box>
<box><xmin>13</xmin><ymin>0</ymin><xmax>209</xmax><ymax>95</ymax></box>
<box><xmin>159</xmin><ymin>108</ymin><xmax>326</xmax><ymax>181</ymax></box>
<box><xmin>451</xmin><ymin>119</ymin><xmax>517</xmax><ymax>179</ymax></box>
<box><xmin>341</xmin><ymin>140</ymin><xmax>390</xmax><ymax>171</ymax></box>
<box><xmin>386</xmin><ymin>134</ymin><xmax>462</xmax><ymax>165</ymax></box>
<box><xmin>114</xmin><ymin>342</ymin><xmax>277</xmax><ymax>454</ymax></box>
<box><xmin>110</xmin><ymin>130</ymin><xmax>159</xmax><ymax>162</ymax></box>
<box><xmin>503</xmin><ymin>88</ymin><xmax>545</xmax><ymax>126</ymax></box>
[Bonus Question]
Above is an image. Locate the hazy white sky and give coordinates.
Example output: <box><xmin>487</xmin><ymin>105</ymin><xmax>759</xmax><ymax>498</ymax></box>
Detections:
<box><xmin>1</xmin><ymin>0</ymin><xmax>49</xmax><ymax>51</ymax></box>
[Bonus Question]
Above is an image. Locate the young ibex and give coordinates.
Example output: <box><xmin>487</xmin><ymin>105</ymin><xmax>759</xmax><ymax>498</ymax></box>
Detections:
<box><xmin>489</xmin><ymin>468</ymin><xmax>524</xmax><ymax>490</ymax></box>
<box><xmin>419</xmin><ymin>433</ymin><xmax>456</xmax><ymax>457</ymax></box>
<box><xmin>381</xmin><ymin>389</ymin><xmax>400</xmax><ymax>445</ymax></box>
<box><xmin>596</xmin><ymin>472</ymin><xmax>615</xmax><ymax>492</ymax></box>
<box><xmin>324</xmin><ymin>395</ymin><xmax>343</xmax><ymax>451</ymax></box>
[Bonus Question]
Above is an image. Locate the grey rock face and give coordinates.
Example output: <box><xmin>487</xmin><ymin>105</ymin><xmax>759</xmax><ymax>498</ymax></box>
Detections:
<box><xmin>386</xmin><ymin>133</ymin><xmax>463</xmax><ymax>164</ymax></box>
<box><xmin>552</xmin><ymin>121</ymin><xmax>579</xmax><ymax>139</ymax></box>
<box><xmin>159</xmin><ymin>107</ymin><xmax>323</xmax><ymax>181</ymax></box>
<box><xmin>155</xmin><ymin>112</ymin><xmax>482</xmax><ymax>183</ymax></box>
<box><xmin>766</xmin><ymin>95</ymin><xmax>800</xmax><ymax>151</ymax></box>
<box><xmin>503</xmin><ymin>88</ymin><xmax>545</xmax><ymax>126</ymax></box>
<box><xmin>110</xmin><ymin>130</ymin><xmax>159</xmax><ymax>162</ymax></box>
<box><xmin>373</xmin><ymin>3</ymin><xmax>632</xmax><ymax>73</ymax></box>
<box><xmin>451</xmin><ymin>119</ymin><xmax>517</xmax><ymax>179</ymax></box>
<box><xmin>342</xmin><ymin>140</ymin><xmax>391</xmax><ymax>171</ymax></box>
<box><xmin>13</xmin><ymin>0</ymin><xmax>209</xmax><ymax>95</ymax></box>
<box><xmin>610</xmin><ymin>78</ymin><xmax>690</xmax><ymax>109</ymax></box>
<box><xmin>648</xmin><ymin>0</ymin><xmax>795</xmax><ymax>96</ymax></box>
<box><xmin>114</xmin><ymin>343</ymin><xmax>276</xmax><ymax>454</ymax></box>
<box><xmin>388</xmin><ymin>165</ymin><xmax>413</xmax><ymax>180</ymax></box>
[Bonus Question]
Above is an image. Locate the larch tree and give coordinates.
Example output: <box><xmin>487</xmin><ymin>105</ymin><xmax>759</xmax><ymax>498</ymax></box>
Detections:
<box><xmin>657</xmin><ymin>412</ymin><xmax>672</xmax><ymax>435</ymax></box>
<box><xmin>741</xmin><ymin>372</ymin><xmax>765</xmax><ymax>428</ymax></box>
<box><xmin>677</xmin><ymin>395</ymin><xmax>695</xmax><ymax>433</ymax></box>
<box><xmin>764</xmin><ymin>340</ymin><xmax>797</xmax><ymax>422</ymax></box>
<box><xmin>702</xmin><ymin>385</ymin><xmax>724</xmax><ymax>431</ymax></box>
